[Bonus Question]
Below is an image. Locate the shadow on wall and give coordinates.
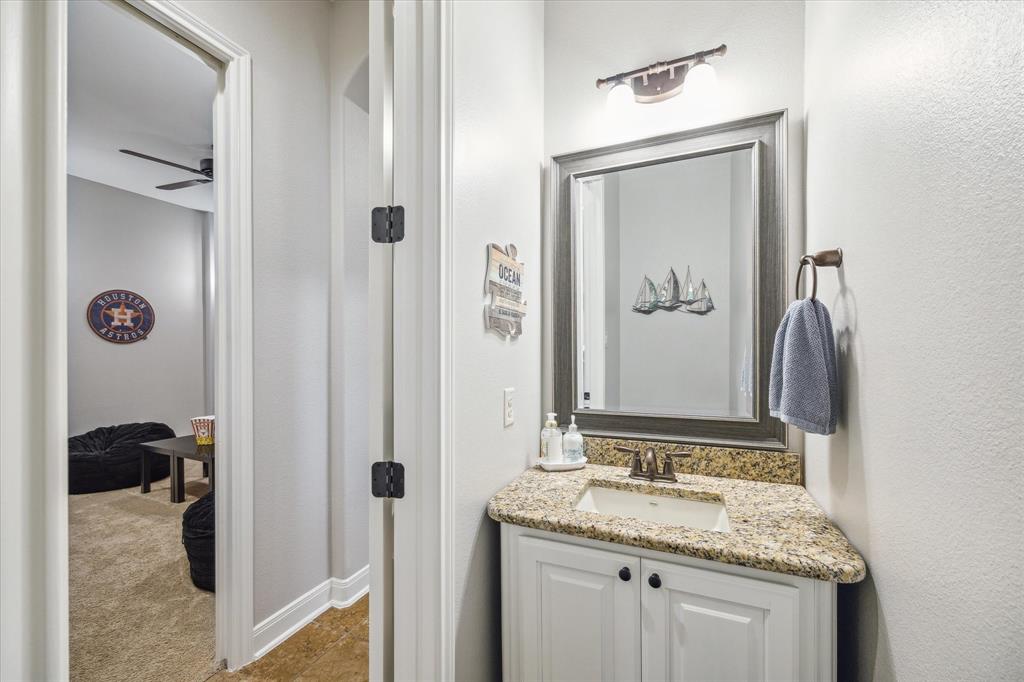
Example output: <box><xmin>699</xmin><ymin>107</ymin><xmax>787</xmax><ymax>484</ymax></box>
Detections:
<box><xmin>838</xmin><ymin>575</ymin><xmax>894</xmax><ymax>682</ymax></box>
<box><xmin>346</xmin><ymin>56</ymin><xmax>369</xmax><ymax>112</ymax></box>
<box><xmin>828</xmin><ymin>268</ymin><xmax>858</xmax><ymax>498</ymax></box>
<box><xmin>455</xmin><ymin>517</ymin><xmax>503</xmax><ymax>681</ymax></box>
<box><xmin>829</xmin><ymin>269</ymin><xmax>894</xmax><ymax>681</ymax></box>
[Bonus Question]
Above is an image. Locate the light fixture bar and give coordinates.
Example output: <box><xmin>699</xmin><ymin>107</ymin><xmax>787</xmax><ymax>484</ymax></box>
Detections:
<box><xmin>595</xmin><ymin>44</ymin><xmax>727</xmax><ymax>90</ymax></box>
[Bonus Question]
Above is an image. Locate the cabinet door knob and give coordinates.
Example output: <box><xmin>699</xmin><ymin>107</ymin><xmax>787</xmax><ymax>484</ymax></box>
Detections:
<box><xmin>648</xmin><ymin>573</ymin><xmax>662</xmax><ymax>589</ymax></box>
<box><xmin>618</xmin><ymin>567</ymin><xmax>631</xmax><ymax>582</ymax></box>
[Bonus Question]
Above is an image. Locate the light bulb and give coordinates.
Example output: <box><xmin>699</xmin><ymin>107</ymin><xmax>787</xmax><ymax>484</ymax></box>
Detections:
<box><xmin>683</xmin><ymin>60</ymin><xmax>718</xmax><ymax>101</ymax></box>
<box><xmin>605</xmin><ymin>80</ymin><xmax>634</xmax><ymax>115</ymax></box>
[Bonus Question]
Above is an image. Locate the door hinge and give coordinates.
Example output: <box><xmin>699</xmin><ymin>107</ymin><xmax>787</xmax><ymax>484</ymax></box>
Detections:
<box><xmin>371</xmin><ymin>205</ymin><xmax>405</xmax><ymax>243</ymax></box>
<box><xmin>371</xmin><ymin>461</ymin><xmax>405</xmax><ymax>498</ymax></box>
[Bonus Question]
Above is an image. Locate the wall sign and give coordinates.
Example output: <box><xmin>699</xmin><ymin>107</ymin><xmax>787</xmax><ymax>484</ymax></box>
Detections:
<box><xmin>485</xmin><ymin>243</ymin><xmax>526</xmax><ymax>338</ymax></box>
<box><xmin>87</xmin><ymin>289</ymin><xmax>156</xmax><ymax>344</ymax></box>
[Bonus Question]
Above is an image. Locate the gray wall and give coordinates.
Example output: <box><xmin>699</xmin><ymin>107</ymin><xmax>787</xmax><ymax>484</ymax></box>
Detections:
<box><xmin>178</xmin><ymin>0</ymin><xmax>333</xmax><ymax>624</ymax></box>
<box><xmin>803</xmin><ymin>1</ymin><xmax>1024</xmax><ymax>678</ymax></box>
<box><xmin>67</xmin><ymin>175</ymin><xmax>207</xmax><ymax>436</ymax></box>
<box><xmin>611</xmin><ymin>155</ymin><xmax>736</xmax><ymax>415</ymax></box>
<box><xmin>329</xmin><ymin>0</ymin><xmax>370</xmax><ymax>582</ymax></box>
<box><xmin>451</xmin><ymin>2</ymin><xmax>545</xmax><ymax>679</ymax></box>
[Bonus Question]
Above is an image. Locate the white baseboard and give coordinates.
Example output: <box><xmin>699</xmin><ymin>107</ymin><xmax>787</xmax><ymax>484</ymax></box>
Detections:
<box><xmin>330</xmin><ymin>564</ymin><xmax>369</xmax><ymax>608</ymax></box>
<box><xmin>252</xmin><ymin>579</ymin><xmax>332</xmax><ymax>660</ymax></box>
<box><xmin>252</xmin><ymin>565</ymin><xmax>369</xmax><ymax>661</ymax></box>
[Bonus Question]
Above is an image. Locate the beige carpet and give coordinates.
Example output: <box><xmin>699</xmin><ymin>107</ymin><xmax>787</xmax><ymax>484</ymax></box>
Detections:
<box><xmin>70</xmin><ymin>459</ymin><xmax>216</xmax><ymax>682</ymax></box>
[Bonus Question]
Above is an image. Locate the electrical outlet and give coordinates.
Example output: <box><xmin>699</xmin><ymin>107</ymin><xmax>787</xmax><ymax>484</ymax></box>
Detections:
<box><xmin>503</xmin><ymin>387</ymin><xmax>515</xmax><ymax>427</ymax></box>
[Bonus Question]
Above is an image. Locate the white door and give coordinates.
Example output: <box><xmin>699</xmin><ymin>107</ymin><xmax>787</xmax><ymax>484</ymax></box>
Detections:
<box><xmin>641</xmin><ymin>559</ymin><xmax>799</xmax><ymax>682</ymax></box>
<box><xmin>517</xmin><ymin>536</ymin><xmax>641</xmax><ymax>682</ymax></box>
<box><xmin>368</xmin><ymin>1</ymin><xmax>395</xmax><ymax>679</ymax></box>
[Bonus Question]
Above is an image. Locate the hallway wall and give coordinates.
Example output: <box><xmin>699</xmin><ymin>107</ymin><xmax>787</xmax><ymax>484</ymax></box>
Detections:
<box><xmin>328</xmin><ymin>0</ymin><xmax>370</xmax><ymax>585</ymax></box>
<box><xmin>179</xmin><ymin>0</ymin><xmax>333</xmax><ymax>624</ymax></box>
<box><xmin>803</xmin><ymin>1</ymin><xmax>1024</xmax><ymax>678</ymax></box>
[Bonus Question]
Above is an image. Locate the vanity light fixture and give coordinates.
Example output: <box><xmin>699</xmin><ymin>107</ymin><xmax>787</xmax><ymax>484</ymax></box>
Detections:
<box><xmin>605</xmin><ymin>79</ymin><xmax>635</xmax><ymax>115</ymax></box>
<box><xmin>596</xmin><ymin>44</ymin><xmax>727</xmax><ymax>105</ymax></box>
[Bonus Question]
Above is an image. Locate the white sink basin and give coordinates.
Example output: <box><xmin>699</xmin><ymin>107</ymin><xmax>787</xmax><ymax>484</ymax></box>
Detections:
<box><xmin>574</xmin><ymin>485</ymin><xmax>730</xmax><ymax>532</ymax></box>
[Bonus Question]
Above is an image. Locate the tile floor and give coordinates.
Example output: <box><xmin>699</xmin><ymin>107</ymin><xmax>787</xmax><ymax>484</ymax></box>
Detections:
<box><xmin>212</xmin><ymin>595</ymin><xmax>369</xmax><ymax>681</ymax></box>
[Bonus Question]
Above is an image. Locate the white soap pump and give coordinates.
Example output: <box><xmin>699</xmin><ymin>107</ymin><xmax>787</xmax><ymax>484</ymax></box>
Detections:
<box><xmin>562</xmin><ymin>415</ymin><xmax>585</xmax><ymax>463</ymax></box>
<box><xmin>540</xmin><ymin>413</ymin><xmax>563</xmax><ymax>463</ymax></box>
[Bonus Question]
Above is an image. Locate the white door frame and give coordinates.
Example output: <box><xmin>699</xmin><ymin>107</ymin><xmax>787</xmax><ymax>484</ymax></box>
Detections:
<box><xmin>126</xmin><ymin>1</ymin><xmax>255</xmax><ymax>669</ymax></box>
<box><xmin>378</xmin><ymin>0</ymin><xmax>454</xmax><ymax>679</ymax></box>
<box><xmin>1</xmin><ymin>2</ymin><xmax>70</xmax><ymax>678</ymax></box>
<box><xmin>0</xmin><ymin>0</ymin><xmax>255</xmax><ymax>675</ymax></box>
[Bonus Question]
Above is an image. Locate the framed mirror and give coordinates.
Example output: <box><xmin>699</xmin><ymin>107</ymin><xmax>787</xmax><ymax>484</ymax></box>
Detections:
<box><xmin>551</xmin><ymin>111</ymin><xmax>787</xmax><ymax>448</ymax></box>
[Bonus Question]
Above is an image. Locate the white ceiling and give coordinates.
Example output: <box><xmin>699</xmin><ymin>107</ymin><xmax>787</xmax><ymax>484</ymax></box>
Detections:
<box><xmin>68</xmin><ymin>1</ymin><xmax>217</xmax><ymax>212</ymax></box>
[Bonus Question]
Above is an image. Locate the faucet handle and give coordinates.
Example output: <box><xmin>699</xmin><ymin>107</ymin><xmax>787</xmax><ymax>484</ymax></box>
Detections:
<box><xmin>662</xmin><ymin>448</ymin><xmax>695</xmax><ymax>477</ymax></box>
<box><xmin>615</xmin><ymin>445</ymin><xmax>644</xmax><ymax>476</ymax></box>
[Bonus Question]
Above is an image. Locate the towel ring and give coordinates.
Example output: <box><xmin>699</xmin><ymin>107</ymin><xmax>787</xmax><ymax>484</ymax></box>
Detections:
<box><xmin>795</xmin><ymin>248</ymin><xmax>843</xmax><ymax>301</ymax></box>
<box><xmin>796</xmin><ymin>257</ymin><xmax>817</xmax><ymax>300</ymax></box>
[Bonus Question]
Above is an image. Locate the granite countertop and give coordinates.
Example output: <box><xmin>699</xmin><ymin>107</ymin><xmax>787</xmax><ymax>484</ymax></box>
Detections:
<box><xmin>487</xmin><ymin>464</ymin><xmax>866</xmax><ymax>583</ymax></box>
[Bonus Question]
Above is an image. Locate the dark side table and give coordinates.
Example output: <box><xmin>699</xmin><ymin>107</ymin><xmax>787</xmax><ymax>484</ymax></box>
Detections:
<box><xmin>139</xmin><ymin>435</ymin><xmax>214</xmax><ymax>503</ymax></box>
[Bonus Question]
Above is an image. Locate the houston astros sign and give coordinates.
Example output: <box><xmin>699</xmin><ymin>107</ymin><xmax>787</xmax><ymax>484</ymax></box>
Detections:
<box><xmin>87</xmin><ymin>289</ymin><xmax>155</xmax><ymax>344</ymax></box>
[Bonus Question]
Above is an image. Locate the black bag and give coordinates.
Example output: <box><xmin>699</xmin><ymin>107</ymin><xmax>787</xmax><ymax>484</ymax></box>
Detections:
<box><xmin>182</xmin><ymin>490</ymin><xmax>215</xmax><ymax>592</ymax></box>
<box><xmin>68</xmin><ymin>422</ymin><xmax>174</xmax><ymax>494</ymax></box>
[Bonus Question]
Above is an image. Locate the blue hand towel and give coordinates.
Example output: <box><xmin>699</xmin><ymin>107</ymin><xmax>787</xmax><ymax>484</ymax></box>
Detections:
<box><xmin>769</xmin><ymin>298</ymin><xmax>839</xmax><ymax>435</ymax></box>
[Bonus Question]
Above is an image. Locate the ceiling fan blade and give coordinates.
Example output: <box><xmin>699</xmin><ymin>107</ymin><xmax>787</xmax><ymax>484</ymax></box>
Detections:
<box><xmin>156</xmin><ymin>178</ymin><xmax>212</xmax><ymax>191</ymax></box>
<box><xmin>120</xmin><ymin>149</ymin><xmax>206</xmax><ymax>176</ymax></box>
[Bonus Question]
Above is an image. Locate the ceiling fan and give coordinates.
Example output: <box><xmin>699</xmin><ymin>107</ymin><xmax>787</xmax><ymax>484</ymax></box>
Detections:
<box><xmin>118</xmin><ymin>149</ymin><xmax>213</xmax><ymax>190</ymax></box>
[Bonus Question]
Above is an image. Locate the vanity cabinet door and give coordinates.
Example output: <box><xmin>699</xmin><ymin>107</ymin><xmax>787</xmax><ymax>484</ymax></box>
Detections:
<box><xmin>641</xmin><ymin>559</ymin><xmax>799</xmax><ymax>682</ymax></box>
<box><xmin>516</xmin><ymin>536</ymin><xmax>641</xmax><ymax>681</ymax></box>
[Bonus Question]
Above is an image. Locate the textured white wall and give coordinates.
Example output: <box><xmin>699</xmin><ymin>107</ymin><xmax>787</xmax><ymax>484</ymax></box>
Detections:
<box><xmin>328</xmin><ymin>0</ymin><xmax>370</xmax><ymax>583</ymax></box>
<box><xmin>803</xmin><ymin>1</ymin><xmax>1024</xmax><ymax>678</ymax></box>
<box><xmin>543</xmin><ymin>0</ymin><xmax>806</xmax><ymax>439</ymax></box>
<box><xmin>178</xmin><ymin>0</ymin><xmax>333</xmax><ymax>623</ymax></box>
<box><xmin>67</xmin><ymin>176</ymin><xmax>207</xmax><ymax>437</ymax></box>
<box><xmin>451</xmin><ymin>2</ymin><xmax>544</xmax><ymax>679</ymax></box>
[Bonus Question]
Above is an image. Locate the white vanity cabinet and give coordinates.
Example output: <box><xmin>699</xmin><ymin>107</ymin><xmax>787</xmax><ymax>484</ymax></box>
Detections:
<box><xmin>641</xmin><ymin>559</ymin><xmax>799</xmax><ymax>681</ymax></box>
<box><xmin>515</xmin><ymin>536</ymin><xmax>642</xmax><ymax>681</ymax></box>
<box><xmin>501</xmin><ymin>524</ymin><xmax>836</xmax><ymax>682</ymax></box>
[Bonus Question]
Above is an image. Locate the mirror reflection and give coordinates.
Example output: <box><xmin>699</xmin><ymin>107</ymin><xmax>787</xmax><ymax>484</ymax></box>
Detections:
<box><xmin>574</xmin><ymin>147</ymin><xmax>755</xmax><ymax>418</ymax></box>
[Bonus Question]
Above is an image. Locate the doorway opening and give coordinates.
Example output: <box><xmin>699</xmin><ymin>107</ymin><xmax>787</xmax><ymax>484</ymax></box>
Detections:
<box><xmin>66</xmin><ymin>2</ymin><xmax>224</xmax><ymax>679</ymax></box>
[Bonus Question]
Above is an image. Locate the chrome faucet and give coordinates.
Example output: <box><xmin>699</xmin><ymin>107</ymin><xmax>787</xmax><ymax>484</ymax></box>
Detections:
<box><xmin>615</xmin><ymin>445</ymin><xmax>694</xmax><ymax>482</ymax></box>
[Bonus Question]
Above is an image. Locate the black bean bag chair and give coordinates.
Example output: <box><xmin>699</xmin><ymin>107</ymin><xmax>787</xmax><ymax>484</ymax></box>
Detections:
<box><xmin>68</xmin><ymin>422</ymin><xmax>174</xmax><ymax>494</ymax></box>
<box><xmin>182</xmin><ymin>491</ymin><xmax>215</xmax><ymax>592</ymax></box>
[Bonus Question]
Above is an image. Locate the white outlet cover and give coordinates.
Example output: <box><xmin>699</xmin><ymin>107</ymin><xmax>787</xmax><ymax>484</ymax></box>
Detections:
<box><xmin>503</xmin><ymin>387</ymin><xmax>515</xmax><ymax>427</ymax></box>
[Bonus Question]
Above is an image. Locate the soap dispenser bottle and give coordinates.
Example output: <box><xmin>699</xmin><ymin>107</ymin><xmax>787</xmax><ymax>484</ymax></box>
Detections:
<box><xmin>563</xmin><ymin>415</ymin><xmax>585</xmax><ymax>463</ymax></box>
<box><xmin>540</xmin><ymin>413</ymin><xmax>563</xmax><ymax>463</ymax></box>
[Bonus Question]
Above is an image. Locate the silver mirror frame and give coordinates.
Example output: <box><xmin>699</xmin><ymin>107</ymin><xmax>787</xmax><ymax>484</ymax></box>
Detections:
<box><xmin>551</xmin><ymin>110</ymin><xmax>788</xmax><ymax>449</ymax></box>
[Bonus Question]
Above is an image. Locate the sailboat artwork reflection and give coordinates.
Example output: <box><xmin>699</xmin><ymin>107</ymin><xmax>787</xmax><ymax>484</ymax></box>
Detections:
<box><xmin>632</xmin><ymin>265</ymin><xmax>715</xmax><ymax>315</ymax></box>
<box><xmin>656</xmin><ymin>268</ymin><xmax>684</xmax><ymax>310</ymax></box>
<box><xmin>631</xmin><ymin>276</ymin><xmax>659</xmax><ymax>313</ymax></box>
<box><xmin>686</xmin><ymin>279</ymin><xmax>715</xmax><ymax>314</ymax></box>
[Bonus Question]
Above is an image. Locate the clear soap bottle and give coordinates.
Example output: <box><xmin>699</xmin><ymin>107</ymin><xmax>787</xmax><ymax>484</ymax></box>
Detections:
<box><xmin>540</xmin><ymin>413</ymin><xmax>563</xmax><ymax>463</ymax></box>
<box><xmin>562</xmin><ymin>415</ymin><xmax>585</xmax><ymax>463</ymax></box>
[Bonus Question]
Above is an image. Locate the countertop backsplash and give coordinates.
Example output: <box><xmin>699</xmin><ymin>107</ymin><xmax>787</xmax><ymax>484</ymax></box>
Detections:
<box><xmin>583</xmin><ymin>436</ymin><xmax>801</xmax><ymax>486</ymax></box>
